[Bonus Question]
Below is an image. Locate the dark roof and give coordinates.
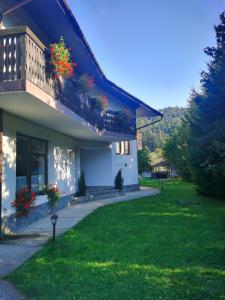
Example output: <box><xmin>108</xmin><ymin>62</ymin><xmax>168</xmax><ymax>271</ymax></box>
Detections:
<box><xmin>152</xmin><ymin>161</ymin><xmax>167</xmax><ymax>168</ymax></box>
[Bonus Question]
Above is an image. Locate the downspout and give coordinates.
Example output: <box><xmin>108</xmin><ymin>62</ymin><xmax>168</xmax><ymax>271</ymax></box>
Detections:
<box><xmin>0</xmin><ymin>110</ymin><xmax>3</xmax><ymax>238</ymax></box>
<box><xmin>136</xmin><ymin>115</ymin><xmax>163</xmax><ymax>130</ymax></box>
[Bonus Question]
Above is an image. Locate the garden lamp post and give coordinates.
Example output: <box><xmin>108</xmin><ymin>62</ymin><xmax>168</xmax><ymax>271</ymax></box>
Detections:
<box><xmin>51</xmin><ymin>214</ymin><xmax>58</xmax><ymax>241</ymax></box>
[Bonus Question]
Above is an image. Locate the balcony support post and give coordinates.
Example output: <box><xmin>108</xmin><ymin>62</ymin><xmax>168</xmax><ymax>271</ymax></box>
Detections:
<box><xmin>0</xmin><ymin>109</ymin><xmax>3</xmax><ymax>238</ymax></box>
<box><xmin>0</xmin><ymin>14</ymin><xmax>2</xmax><ymax>30</ymax></box>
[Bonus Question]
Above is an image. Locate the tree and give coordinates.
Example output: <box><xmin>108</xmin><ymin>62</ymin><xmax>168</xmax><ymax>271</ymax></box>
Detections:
<box><xmin>163</xmin><ymin>124</ymin><xmax>191</xmax><ymax>181</ymax></box>
<box><xmin>115</xmin><ymin>169</ymin><xmax>124</xmax><ymax>190</ymax></box>
<box><xmin>185</xmin><ymin>12</ymin><xmax>225</xmax><ymax>197</ymax></box>
<box><xmin>138</xmin><ymin>146</ymin><xmax>152</xmax><ymax>174</ymax></box>
<box><xmin>149</xmin><ymin>148</ymin><xmax>164</xmax><ymax>166</ymax></box>
<box><xmin>137</xmin><ymin>106</ymin><xmax>186</xmax><ymax>152</ymax></box>
<box><xmin>78</xmin><ymin>171</ymin><xmax>86</xmax><ymax>196</ymax></box>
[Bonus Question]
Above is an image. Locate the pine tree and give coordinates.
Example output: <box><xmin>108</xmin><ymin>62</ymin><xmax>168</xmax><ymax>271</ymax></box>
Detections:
<box><xmin>187</xmin><ymin>12</ymin><xmax>225</xmax><ymax>197</ymax></box>
<box><xmin>78</xmin><ymin>171</ymin><xmax>86</xmax><ymax>196</ymax></box>
<box><xmin>115</xmin><ymin>169</ymin><xmax>124</xmax><ymax>190</ymax></box>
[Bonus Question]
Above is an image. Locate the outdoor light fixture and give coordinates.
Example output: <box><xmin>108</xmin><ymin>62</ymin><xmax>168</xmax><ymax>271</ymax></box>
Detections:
<box><xmin>51</xmin><ymin>214</ymin><xmax>58</xmax><ymax>241</ymax></box>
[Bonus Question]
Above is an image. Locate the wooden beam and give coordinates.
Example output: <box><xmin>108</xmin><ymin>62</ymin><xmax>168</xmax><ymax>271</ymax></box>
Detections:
<box><xmin>1</xmin><ymin>0</ymin><xmax>33</xmax><ymax>16</ymax></box>
<box><xmin>0</xmin><ymin>0</ymin><xmax>33</xmax><ymax>29</ymax></box>
<box><xmin>0</xmin><ymin>109</ymin><xmax>3</xmax><ymax>238</ymax></box>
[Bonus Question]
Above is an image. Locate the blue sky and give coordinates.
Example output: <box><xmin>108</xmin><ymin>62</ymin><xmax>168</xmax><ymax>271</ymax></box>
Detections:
<box><xmin>67</xmin><ymin>0</ymin><xmax>225</xmax><ymax>109</ymax></box>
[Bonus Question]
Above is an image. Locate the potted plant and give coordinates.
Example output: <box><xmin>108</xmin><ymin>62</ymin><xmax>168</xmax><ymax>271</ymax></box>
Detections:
<box><xmin>75</xmin><ymin>74</ymin><xmax>95</xmax><ymax>95</ymax></box>
<box><xmin>118</xmin><ymin>108</ymin><xmax>133</xmax><ymax>120</ymax></box>
<box><xmin>124</xmin><ymin>108</ymin><xmax>133</xmax><ymax>119</ymax></box>
<box><xmin>11</xmin><ymin>187</ymin><xmax>36</xmax><ymax>217</ymax></box>
<box><xmin>44</xmin><ymin>184</ymin><xmax>60</xmax><ymax>207</ymax></box>
<box><xmin>92</xmin><ymin>94</ymin><xmax>109</xmax><ymax>112</ymax></box>
<box><xmin>50</xmin><ymin>37</ymin><xmax>77</xmax><ymax>79</ymax></box>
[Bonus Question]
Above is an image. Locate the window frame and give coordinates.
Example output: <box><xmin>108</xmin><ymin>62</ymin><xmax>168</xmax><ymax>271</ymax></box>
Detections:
<box><xmin>116</xmin><ymin>141</ymin><xmax>131</xmax><ymax>155</ymax></box>
<box><xmin>16</xmin><ymin>133</ymin><xmax>48</xmax><ymax>194</ymax></box>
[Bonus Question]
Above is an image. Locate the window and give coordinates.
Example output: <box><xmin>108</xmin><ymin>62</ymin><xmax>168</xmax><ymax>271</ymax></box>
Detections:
<box><xmin>16</xmin><ymin>134</ymin><xmax>47</xmax><ymax>193</ymax></box>
<box><xmin>116</xmin><ymin>141</ymin><xmax>131</xmax><ymax>155</ymax></box>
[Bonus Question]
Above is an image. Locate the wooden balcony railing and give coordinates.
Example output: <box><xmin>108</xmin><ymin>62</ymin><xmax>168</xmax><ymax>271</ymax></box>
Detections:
<box><xmin>0</xmin><ymin>26</ymin><xmax>136</xmax><ymax>136</ymax></box>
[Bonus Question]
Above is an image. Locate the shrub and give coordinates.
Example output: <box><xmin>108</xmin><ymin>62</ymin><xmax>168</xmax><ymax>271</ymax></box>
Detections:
<box><xmin>76</xmin><ymin>74</ymin><xmax>95</xmax><ymax>95</ymax></box>
<box><xmin>138</xmin><ymin>146</ymin><xmax>152</xmax><ymax>174</ymax></box>
<box><xmin>11</xmin><ymin>187</ymin><xmax>36</xmax><ymax>216</ymax></box>
<box><xmin>115</xmin><ymin>169</ymin><xmax>124</xmax><ymax>190</ymax></box>
<box><xmin>78</xmin><ymin>171</ymin><xmax>86</xmax><ymax>196</ymax></box>
<box><xmin>44</xmin><ymin>184</ymin><xmax>60</xmax><ymax>206</ymax></box>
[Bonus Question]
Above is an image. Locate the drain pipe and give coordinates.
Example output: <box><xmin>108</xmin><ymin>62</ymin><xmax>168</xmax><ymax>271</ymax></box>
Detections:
<box><xmin>136</xmin><ymin>115</ymin><xmax>163</xmax><ymax>131</ymax></box>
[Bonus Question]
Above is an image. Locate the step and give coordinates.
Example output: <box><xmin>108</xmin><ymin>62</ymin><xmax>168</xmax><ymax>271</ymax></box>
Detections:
<box><xmin>86</xmin><ymin>187</ymin><xmax>116</xmax><ymax>192</ymax></box>
<box><xmin>71</xmin><ymin>190</ymin><xmax>125</xmax><ymax>205</ymax></box>
<box><xmin>86</xmin><ymin>188</ymin><xmax>122</xmax><ymax>196</ymax></box>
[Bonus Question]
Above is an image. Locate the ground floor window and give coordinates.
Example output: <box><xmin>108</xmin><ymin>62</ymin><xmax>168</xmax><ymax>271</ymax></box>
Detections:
<box><xmin>16</xmin><ymin>134</ymin><xmax>47</xmax><ymax>193</ymax></box>
<box><xmin>116</xmin><ymin>141</ymin><xmax>131</xmax><ymax>155</ymax></box>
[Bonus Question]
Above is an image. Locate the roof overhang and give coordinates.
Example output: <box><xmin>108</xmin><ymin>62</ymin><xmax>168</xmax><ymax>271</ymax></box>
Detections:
<box><xmin>58</xmin><ymin>0</ymin><xmax>163</xmax><ymax>119</ymax></box>
<box><xmin>9</xmin><ymin>0</ymin><xmax>162</xmax><ymax>119</ymax></box>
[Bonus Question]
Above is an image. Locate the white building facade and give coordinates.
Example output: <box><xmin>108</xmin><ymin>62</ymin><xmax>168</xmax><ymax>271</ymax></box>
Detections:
<box><xmin>0</xmin><ymin>0</ymin><xmax>162</xmax><ymax>234</ymax></box>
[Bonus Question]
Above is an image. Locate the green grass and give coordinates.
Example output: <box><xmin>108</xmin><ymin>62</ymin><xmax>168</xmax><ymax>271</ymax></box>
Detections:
<box><xmin>7</xmin><ymin>180</ymin><xmax>225</xmax><ymax>299</ymax></box>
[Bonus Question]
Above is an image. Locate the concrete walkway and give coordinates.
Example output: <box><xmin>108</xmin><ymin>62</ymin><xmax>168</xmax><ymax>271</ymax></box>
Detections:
<box><xmin>0</xmin><ymin>187</ymin><xmax>159</xmax><ymax>280</ymax></box>
<box><xmin>0</xmin><ymin>280</ymin><xmax>25</xmax><ymax>300</ymax></box>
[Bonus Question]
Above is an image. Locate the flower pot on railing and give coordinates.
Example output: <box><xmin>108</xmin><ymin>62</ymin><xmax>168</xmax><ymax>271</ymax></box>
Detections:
<box><xmin>75</xmin><ymin>74</ymin><xmax>95</xmax><ymax>95</ymax></box>
<box><xmin>50</xmin><ymin>37</ymin><xmax>77</xmax><ymax>80</ymax></box>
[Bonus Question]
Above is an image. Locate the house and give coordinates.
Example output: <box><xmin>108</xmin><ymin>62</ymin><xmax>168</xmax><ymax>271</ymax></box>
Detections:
<box><xmin>151</xmin><ymin>161</ymin><xmax>168</xmax><ymax>179</ymax></box>
<box><xmin>0</xmin><ymin>0</ymin><xmax>162</xmax><ymax>235</ymax></box>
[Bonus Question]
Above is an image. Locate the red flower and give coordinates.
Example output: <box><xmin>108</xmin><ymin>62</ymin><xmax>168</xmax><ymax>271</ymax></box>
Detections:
<box><xmin>24</xmin><ymin>203</ymin><xmax>30</xmax><ymax>209</ymax></box>
<box><xmin>50</xmin><ymin>37</ymin><xmax>76</xmax><ymax>79</ymax></box>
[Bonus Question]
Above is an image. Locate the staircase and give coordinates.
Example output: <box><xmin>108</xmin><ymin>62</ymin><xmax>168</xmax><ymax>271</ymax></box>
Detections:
<box><xmin>71</xmin><ymin>187</ymin><xmax>125</xmax><ymax>205</ymax></box>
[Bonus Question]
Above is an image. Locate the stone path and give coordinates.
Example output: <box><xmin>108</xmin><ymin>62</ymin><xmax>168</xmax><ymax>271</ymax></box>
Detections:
<box><xmin>0</xmin><ymin>187</ymin><xmax>159</xmax><ymax>299</ymax></box>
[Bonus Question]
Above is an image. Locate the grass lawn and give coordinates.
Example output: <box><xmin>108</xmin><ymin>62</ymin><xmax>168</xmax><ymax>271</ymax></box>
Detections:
<box><xmin>7</xmin><ymin>180</ymin><xmax>225</xmax><ymax>299</ymax></box>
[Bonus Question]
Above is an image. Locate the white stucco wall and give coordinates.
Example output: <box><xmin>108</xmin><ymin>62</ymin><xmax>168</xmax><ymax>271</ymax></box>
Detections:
<box><xmin>1</xmin><ymin>113</ymin><xmax>139</xmax><ymax>217</ymax></box>
<box><xmin>2</xmin><ymin>112</ymin><xmax>77</xmax><ymax>217</ymax></box>
<box><xmin>80</xmin><ymin>140</ymin><xmax>138</xmax><ymax>187</ymax></box>
<box><xmin>112</xmin><ymin>140</ymin><xmax>139</xmax><ymax>186</ymax></box>
<box><xmin>80</xmin><ymin>147</ymin><xmax>112</xmax><ymax>186</ymax></box>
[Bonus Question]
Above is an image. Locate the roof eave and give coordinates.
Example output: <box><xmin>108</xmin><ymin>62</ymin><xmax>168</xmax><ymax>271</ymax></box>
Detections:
<box><xmin>59</xmin><ymin>0</ymin><xmax>162</xmax><ymax>118</ymax></box>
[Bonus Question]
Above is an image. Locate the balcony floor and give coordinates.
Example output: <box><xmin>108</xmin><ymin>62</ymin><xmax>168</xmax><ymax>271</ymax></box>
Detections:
<box><xmin>0</xmin><ymin>82</ymin><xmax>134</xmax><ymax>142</ymax></box>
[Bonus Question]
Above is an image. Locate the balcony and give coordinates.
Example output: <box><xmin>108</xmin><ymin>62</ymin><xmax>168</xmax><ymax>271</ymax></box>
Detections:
<box><xmin>0</xmin><ymin>26</ymin><xmax>136</xmax><ymax>139</ymax></box>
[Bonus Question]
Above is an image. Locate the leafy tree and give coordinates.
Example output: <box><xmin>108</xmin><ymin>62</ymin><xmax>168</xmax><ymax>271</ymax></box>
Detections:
<box><xmin>163</xmin><ymin>124</ymin><xmax>191</xmax><ymax>181</ymax></box>
<box><xmin>138</xmin><ymin>146</ymin><xmax>152</xmax><ymax>174</ymax></box>
<box><xmin>149</xmin><ymin>148</ymin><xmax>164</xmax><ymax>166</ymax></box>
<box><xmin>185</xmin><ymin>12</ymin><xmax>225</xmax><ymax>197</ymax></box>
